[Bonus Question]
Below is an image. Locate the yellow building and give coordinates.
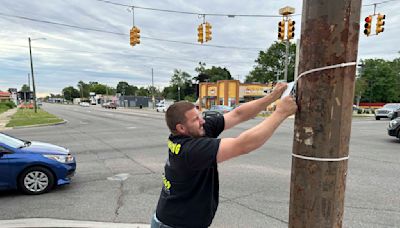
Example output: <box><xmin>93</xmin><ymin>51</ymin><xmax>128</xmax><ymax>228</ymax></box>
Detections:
<box><xmin>198</xmin><ymin>80</ymin><xmax>274</xmax><ymax>110</ymax></box>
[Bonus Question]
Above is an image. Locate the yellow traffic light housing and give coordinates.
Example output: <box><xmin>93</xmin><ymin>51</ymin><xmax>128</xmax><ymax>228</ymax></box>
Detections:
<box><xmin>197</xmin><ymin>24</ymin><xmax>204</xmax><ymax>43</ymax></box>
<box><xmin>130</xmin><ymin>26</ymin><xmax>141</xmax><ymax>46</ymax></box>
<box><xmin>278</xmin><ymin>20</ymin><xmax>285</xmax><ymax>41</ymax></box>
<box><xmin>130</xmin><ymin>28</ymin><xmax>135</xmax><ymax>46</ymax></box>
<box><xmin>364</xmin><ymin>15</ymin><xmax>372</xmax><ymax>36</ymax></box>
<box><xmin>287</xmin><ymin>20</ymin><xmax>295</xmax><ymax>40</ymax></box>
<box><xmin>205</xmin><ymin>22</ymin><xmax>212</xmax><ymax>42</ymax></box>
<box><xmin>376</xmin><ymin>13</ymin><xmax>385</xmax><ymax>35</ymax></box>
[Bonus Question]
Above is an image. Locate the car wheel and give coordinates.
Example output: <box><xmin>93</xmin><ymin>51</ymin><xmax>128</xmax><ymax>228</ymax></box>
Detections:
<box><xmin>18</xmin><ymin>166</ymin><xmax>55</xmax><ymax>195</ymax></box>
<box><xmin>375</xmin><ymin>117</ymin><xmax>380</xmax><ymax>120</ymax></box>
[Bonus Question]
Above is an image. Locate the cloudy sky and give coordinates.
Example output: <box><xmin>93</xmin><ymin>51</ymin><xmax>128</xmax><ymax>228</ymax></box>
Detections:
<box><xmin>0</xmin><ymin>0</ymin><xmax>399</xmax><ymax>97</ymax></box>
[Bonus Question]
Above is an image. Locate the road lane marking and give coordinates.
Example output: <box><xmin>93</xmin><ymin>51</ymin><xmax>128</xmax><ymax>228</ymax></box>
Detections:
<box><xmin>107</xmin><ymin>173</ymin><xmax>130</xmax><ymax>181</ymax></box>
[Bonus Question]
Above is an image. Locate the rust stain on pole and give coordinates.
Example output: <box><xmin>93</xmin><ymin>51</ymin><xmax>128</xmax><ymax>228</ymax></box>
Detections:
<box><xmin>289</xmin><ymin>0</ymin><xmax>362</xmax><ymax>227</ymax></box>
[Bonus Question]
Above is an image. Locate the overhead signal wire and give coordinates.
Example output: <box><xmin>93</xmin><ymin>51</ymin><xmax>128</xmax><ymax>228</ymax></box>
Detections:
<box><xmin>0</xmin><ymin>12</ymin><xmax>263</xmax><ymax>50</ymax></box>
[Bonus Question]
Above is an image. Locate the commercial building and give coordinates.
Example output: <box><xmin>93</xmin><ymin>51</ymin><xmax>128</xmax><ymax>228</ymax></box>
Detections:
<box><xmin>198</xmin><ymin>80</ymin><xmax>274</xmax><ymax>110</ymax></box>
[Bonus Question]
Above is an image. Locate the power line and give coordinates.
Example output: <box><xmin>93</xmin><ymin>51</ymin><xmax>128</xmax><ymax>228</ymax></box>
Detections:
<box><xmin>95</xmin><ymin>0</ymin><xmax>399</xmax><ymax>16</ymax></box>
<box><xmin>0</xmin><ymin>12</ymin><xmax>263</xmax><ymax>50</ymax></box>
<box><xmin>363</xmin><ymin>0</ymin><xmax>400</xmax><ymax>6</ymax></box>
<box><xmin>93</xmin><ymin>0</ymin><xmax>296</xmax><ymax>17</ymax></box>
<box><xmin>0</xmin><ymin>44</ymin><xmax>255</xmax><ymax>65</ymax></box>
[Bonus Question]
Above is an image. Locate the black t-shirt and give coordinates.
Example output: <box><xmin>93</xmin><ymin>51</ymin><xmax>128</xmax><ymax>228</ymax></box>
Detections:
<box><xmin>156</xmin><ymin>115</ymin><xmax>225</xmax><ymax>228</ymax></box>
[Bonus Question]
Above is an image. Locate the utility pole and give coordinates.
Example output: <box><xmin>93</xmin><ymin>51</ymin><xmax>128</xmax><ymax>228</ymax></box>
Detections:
<box><xmin>279</xmin><ymin>6</ymin><xmax>295</xmax><ymax>82</ymax></box>
<box><xmin>152</xmin><ymin>68</ymin><xmax>155</xmax><ymax>109</ymax></box>
<box><xmin>284</xmin><ymin>38</ymin><xmax>290</xmax><ymax>82</ymax></box>
<box><xmin>28</xmin><ymin>73</ymin><xmax>31</xmax><ymax>90</ymax></box>
<box><xmin>289</xmin><ymin>0</ymin><xmax>361</xmax><ymax>227</ymax></box>
<box><xmin>28</xmin><ymin>37</ymin><xmax>37</xmax><ymax>113</ymax></box>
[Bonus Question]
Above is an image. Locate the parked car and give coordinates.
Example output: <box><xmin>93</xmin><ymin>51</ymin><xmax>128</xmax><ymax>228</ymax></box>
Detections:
<box><xmin>156</xmin><ymin>105</ymin><xmax>168</xmax><ymax>112</ymax></box>
<box><xmin>202</xmin><ymin>105</ymin><xmax>233</xmax><ymax>119</ymax></box>
<box><xmin>375</xmin><ymin>103</ymin><xmax>400</xmax><ymax>120</ymax></box>
<box><xmin>103</xmin><ymin>102</ymin><xmax>117</xmax><ymax>109</ymax></box>
<box><xmin>0</xmin><ymin>132</ymin><xmax>76</xmax><ymax>195</ymax></box>
<box><xmin>387</xmin><ymin>117</ymin><xmax>400</xmax><ymax>140</ymax></box>
<box><xmin>79</xmin><ymin>102</ymin><xmax>90</xmax><ymax>107</ymax></box>
<box><xmin>202</xmin><ymin>110</ymin><xmax>223</xmax><ymax>119</ymax></box>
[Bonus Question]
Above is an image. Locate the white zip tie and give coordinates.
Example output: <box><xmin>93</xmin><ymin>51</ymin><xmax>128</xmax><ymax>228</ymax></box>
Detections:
<box><xmin>296</xmin><ymin>62</ymin><xmax>357</xmax><ymax>82</ymax></box>
<box><xmin>288</xmin><ymin>62</ymin><xmax>356</xmax><ymax>161</ymax></box>
<box><xmin>292</xmin><ymin>153</ymin><xmax>349</xmax><ymax>162</ymax></box>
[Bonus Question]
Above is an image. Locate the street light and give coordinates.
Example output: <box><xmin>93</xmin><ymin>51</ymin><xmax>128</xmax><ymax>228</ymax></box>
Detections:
<box><xmin>28</xmin><ymin>37</ymin><xmax>46</xmax><ymax>113</ymax></box>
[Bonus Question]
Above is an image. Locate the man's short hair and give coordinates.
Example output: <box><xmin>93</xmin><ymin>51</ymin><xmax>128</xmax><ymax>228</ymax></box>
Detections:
<box><xmin>166</xmin><ymin>101</ymin><xmax>195</xmax><ymax>134</ymax></box>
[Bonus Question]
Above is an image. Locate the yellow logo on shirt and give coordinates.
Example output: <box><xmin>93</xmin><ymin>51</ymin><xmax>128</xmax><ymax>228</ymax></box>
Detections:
<box><xmin>163</xmin><ymin>175</ymin><xmax>171</xmax><ymax>190</ymax></box>
<box><xmin>167</xmin><ymin>140</ymin><xmax>181</xmax><ymax>155</ymax></box>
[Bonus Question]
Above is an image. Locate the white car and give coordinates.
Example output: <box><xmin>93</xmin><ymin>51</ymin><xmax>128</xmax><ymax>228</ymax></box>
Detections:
<box><xmin>156</xmin><ymin>105</ymin><xmax>168</xmax><ymax>112</ymax></box>
<box><xmin>79</xmin><ymin>102</ymin><xmax>90</xmax><ymax>107</ymax></box>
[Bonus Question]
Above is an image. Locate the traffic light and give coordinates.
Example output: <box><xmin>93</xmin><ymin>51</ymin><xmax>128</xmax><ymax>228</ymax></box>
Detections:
<box><xmin>376</xmin><ymin>13</ymin><xmax>385</xmax><ymax>35</ymax></box>
<box><xmin>278</xmin><ymin>20</ymin><xmax>285</xmax><ymax>41</ymax></box>
<box><xmin>197</xmin><ymin>24</ymin><xmax>204</xmax><ymax>43</ymax></box>
<box><xmin>287</xmin><ymin>20</ymin><xmax>295</xmax><ymax>40</ymax></box>
<box><xmin>364</xmin><ymin>15</ymin><xmax>372</xmax><ymax>36</ymax></box>
<box><xmin>205</xmin><ymin>22</ymin><xmax>212</xmax><ymax>42</ymax></box>
<box><xmin>130</xmin><ymin>26</ymin><xmax>140</xmax><ymax>46</ymax></box>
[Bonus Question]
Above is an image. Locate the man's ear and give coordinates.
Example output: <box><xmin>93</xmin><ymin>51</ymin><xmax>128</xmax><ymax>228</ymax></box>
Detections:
<box><xmin>176</xmin><ymin>123</ymin><xmax>186</xmax><ymax>134</ymax></box>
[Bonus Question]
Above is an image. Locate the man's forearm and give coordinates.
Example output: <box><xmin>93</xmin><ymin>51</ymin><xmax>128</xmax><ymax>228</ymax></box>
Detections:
<box><xmin>233</xmin><ymin>92</ymin><xmax>278</xmax><ymax>120</ymax></box>
<box><xmin>237</xmin><ymin>111</ymin><xmax>287</xmax><ymax>153</ymax></box>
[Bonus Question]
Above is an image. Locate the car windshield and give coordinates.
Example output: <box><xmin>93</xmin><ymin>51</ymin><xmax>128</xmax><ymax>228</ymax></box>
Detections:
<box><xmin>0</xmin><ymin>133</ymin><xmax>26</xmax><ymax>148</ymax></box>
<box><xmin>383</xmin><ymin>104</ymin><xmax>400</xmax><ymax>110</ymax></box>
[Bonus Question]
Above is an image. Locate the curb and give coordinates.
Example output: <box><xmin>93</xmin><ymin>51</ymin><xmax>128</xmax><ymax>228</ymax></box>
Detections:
<box><xmin>0</xmin><ymin>218</ymin><xmax>150</xmax><ymax>228</ymax></box>
<box><xmin>11</xmin><ymin>119</ymin><xmax>68</xmax><ymax>129</ymax></box>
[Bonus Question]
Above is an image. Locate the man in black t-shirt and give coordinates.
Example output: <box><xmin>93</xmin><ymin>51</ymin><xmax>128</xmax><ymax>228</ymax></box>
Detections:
<box><xmin>152</xmin><ymin>83</ymin><xmax>297</xmax><ymax>228</ymax></box>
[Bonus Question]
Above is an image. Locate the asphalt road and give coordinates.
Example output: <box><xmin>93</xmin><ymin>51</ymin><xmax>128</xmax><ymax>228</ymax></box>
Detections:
<box><xmin>0</xmin><ymin>103</ymin><xmax>399</xmax><ymax>227</ymax></box>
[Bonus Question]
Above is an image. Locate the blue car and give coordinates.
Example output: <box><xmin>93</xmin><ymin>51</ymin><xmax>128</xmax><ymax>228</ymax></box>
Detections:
<box><xmin>0</xmin><ymin>132</ymin><xmax>76</xmax><ymax>195</ymax></box>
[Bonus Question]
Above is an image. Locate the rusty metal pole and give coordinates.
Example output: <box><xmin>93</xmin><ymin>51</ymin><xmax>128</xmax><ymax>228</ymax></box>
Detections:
<box><xmin>289</xmin><ymin>0</ymin><xmax>361</xmax><ymax>227</ymax></box>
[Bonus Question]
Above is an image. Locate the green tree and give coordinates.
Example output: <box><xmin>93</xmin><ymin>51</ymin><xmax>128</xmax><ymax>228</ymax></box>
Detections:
<box><xmin>245</xmin><ymin>41</ymin><xmax>296</xmax><ymax>83</ymax></box>
<box><xmin>167</xmin><ymin>69</ymin><xmax>194</xmax><ymax>101</ymax></box>
<box><xmin>116</xmin><ymin>81</ymin><xmax>137</xmax><ymax>96</ymax></box>
<box><xmin>20</xmin><ymin>84</ymin><xmax>30</xmax><ymax>92</ymax></box>
<box><xmin>359</xmin><ymin>59</ymin><xmax>400</xmax><ymax>103</ymax></box>
<box><xmin>62</xmin><ymin>86</ymin><xmax>80</xmax><ymax>101</ymax></box>
<box><xmin>136</xmin><ymin>87</ymin><xmax>149</xmax><ymax>96</ymax></box>
<box><xmin>194</xmin><ymin>62</ymin><xmax>232</xmax><ymax>82</ymax></box>
<box><xmin>90</xmin><ymin>83</ymin><xmax>108</xmax><ymax>95</ymax></box>
<box><xmin>77</xmin><ymin>81</ymin><xmax>90</xmax><ymax>98</ymax></box>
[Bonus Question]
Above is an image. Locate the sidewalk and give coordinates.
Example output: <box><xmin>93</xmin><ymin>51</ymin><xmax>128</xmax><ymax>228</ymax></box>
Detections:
<box><xmin>0</xmin><ymin>108</ymin><xmax>17</xmax><ymax>131</ymax></box>
<box><xmin>0</xmin><ymin>218</ymin><xmax>149</xmax><ymax>228</ymax></box>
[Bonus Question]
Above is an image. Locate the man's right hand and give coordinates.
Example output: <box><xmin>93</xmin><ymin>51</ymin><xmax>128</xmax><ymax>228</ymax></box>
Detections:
<box><xmin>271</xmin><ymin>82</ymin><xmax>287</xmax><ymax>100</ymax></box>
<box><xmin>275</xmin><ymin>96</ymin><xmax>297</xmax><ymax>117</ymax></box>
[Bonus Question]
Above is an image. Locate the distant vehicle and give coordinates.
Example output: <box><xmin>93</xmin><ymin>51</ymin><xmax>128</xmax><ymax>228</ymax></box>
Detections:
<box><xmin>202</xmin><ymin>105</ymin><xmax>233</xmax><ymax>119</ymax></box>
<box><xmin>375</xmin><ymin>103</ymin><xmax>400</xmax><ymax>120</ymax></box>
<box><xmin>156</xmin><ymin>105</ymin><xmax>168</xmax><ymax>112</ymax></box>
<box><xmin>37</xmin><ymin>101</ymin><xmax>43</xmax><ymax>107</ymax></box>
<box><xmin>80</xmin><ymin>102</ymin><xmax>90</xmax><ymax>107</ymax></box>
<box><xmin>103</xmin><ymin>102</ymin><xmax>117</xmax><ymax>109</ymax></box>
<box><xmin>202</xmin><ymin>110</ymin><xmax>223</xmax><ymax>119</ymax></box>
<box><xmin>0</xmin><ymin>132</ymin><xmax>76</xmax><ymax>195</ymax></box>
<box><xmin>387</xmin><ymin>117</ymin><xmax>400</xmax><ymax>140</ymax></box>
<box><xmin>156</xmin><ymin>100</ymin><xmax>174</xmax><ymax>108</ymax></box>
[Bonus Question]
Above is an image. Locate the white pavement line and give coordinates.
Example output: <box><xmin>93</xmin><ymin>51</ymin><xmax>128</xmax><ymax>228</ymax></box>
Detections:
<box><xmin>107</xmin><ymin>173</ymin><xmax>130</xmax><ymax>181</ymax></box>
<box><xmin>0</xmin><ymin>218</ymin><xmax>149</xmax><ymax>228</ymax></box>
<box><xmin>127</xmin><ymin>126</ymin><xmax>137</xmax><ymax>129</ymax></box>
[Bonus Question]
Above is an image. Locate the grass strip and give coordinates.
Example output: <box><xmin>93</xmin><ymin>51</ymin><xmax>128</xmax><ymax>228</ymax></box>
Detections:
<box><xmin>6</xmin><ymin>108</ymin><xmax>63</xmax><ymax>127</ymax></box>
